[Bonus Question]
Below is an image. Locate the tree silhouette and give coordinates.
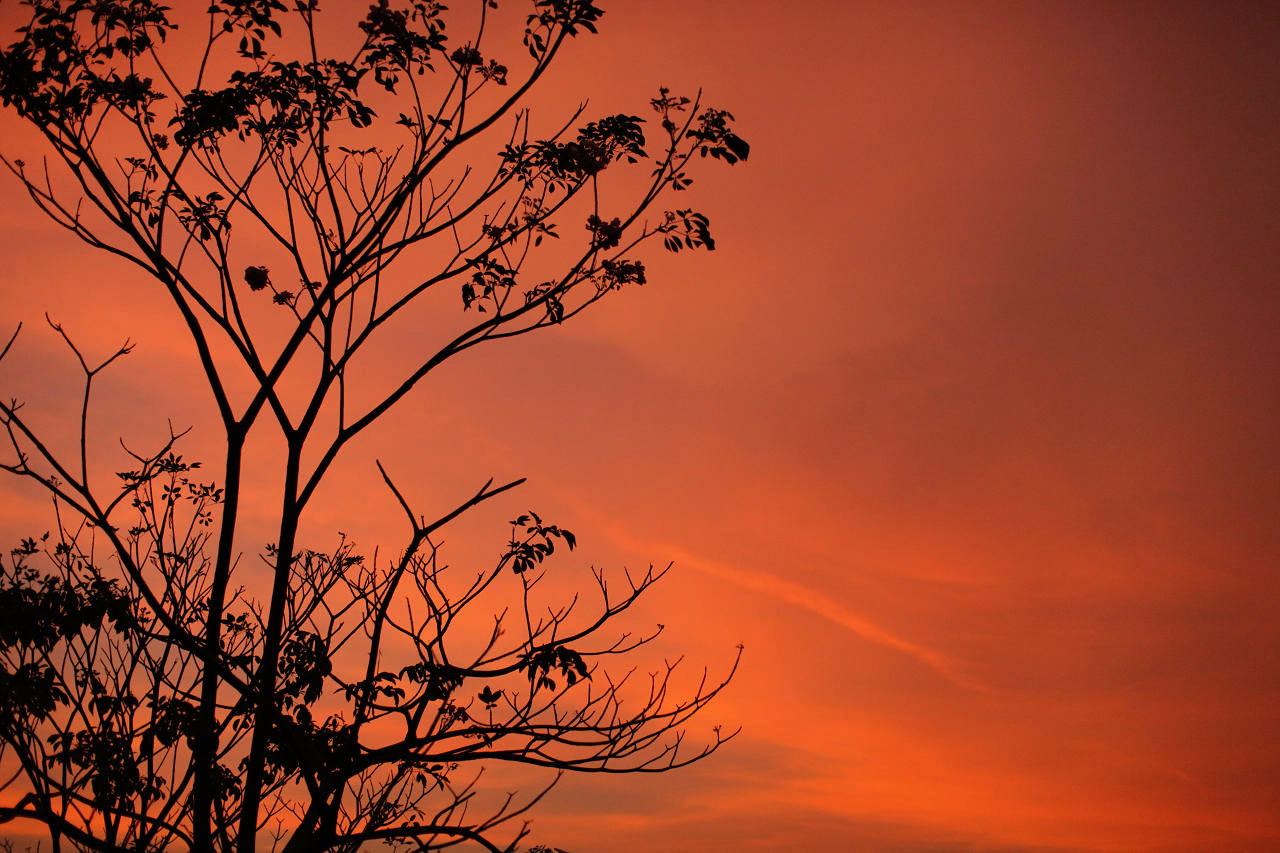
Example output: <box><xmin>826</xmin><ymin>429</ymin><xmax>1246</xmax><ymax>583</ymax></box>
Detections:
<box><xmin>0</xmin><ymin>1</ymin><xmax>747</xmax><ymax>850</ymax></box>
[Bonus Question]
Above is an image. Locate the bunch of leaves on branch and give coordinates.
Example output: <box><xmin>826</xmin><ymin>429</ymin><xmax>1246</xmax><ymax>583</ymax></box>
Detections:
<box><xmin>0</xmin><ymin>0</ymin><xmax>747</xmax><ymax>850</ymax></box>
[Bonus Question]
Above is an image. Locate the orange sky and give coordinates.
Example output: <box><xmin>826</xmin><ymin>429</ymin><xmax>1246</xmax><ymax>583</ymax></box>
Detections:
<box><xmin>2</xmin><ymin>1</ymin><xmax>1278</xmax><ymax>851</ymax></box>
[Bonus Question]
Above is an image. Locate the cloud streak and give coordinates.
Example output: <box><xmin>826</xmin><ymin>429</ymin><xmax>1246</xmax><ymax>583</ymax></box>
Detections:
<box><xmin>645</xmin><ymin>536</ymin><xmax>983</xmax><ymax>692</ymax></box>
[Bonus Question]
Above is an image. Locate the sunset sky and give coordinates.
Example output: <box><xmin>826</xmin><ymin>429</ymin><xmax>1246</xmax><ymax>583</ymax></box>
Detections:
<box><xmin>1</xmin><ymin>1</ymin><xmax>1278</xmax><ymax>851</ymax></box>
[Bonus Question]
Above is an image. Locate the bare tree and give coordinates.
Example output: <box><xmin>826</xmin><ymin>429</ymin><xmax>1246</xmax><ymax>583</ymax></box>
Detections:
<box><xmin>0</xmin><ymin>1</ymin><xmax>748</xmax><ymax>851</ymax></box>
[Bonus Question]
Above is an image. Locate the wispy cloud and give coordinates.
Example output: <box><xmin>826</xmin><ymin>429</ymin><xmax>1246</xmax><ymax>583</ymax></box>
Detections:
<box><xmin>655</xmin><ymin>543</ymin><xmax>985</xmax><ymax>691</ymax></box>
<box><xmin>566</xmin><ymin>497</ymin><xmax>987</xmax><ymax>693</ymax></box>
<box><xmin>562</xmin><ymin>483</ymin><xmax>980</xmax><ymax>689</ymax></box>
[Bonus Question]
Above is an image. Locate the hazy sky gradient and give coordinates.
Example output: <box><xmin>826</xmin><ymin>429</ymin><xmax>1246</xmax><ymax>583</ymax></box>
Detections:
<box><xmin>1</xmin><ymin>1</ymin><xmax>1277</xmax><ymax>850</ymax></box>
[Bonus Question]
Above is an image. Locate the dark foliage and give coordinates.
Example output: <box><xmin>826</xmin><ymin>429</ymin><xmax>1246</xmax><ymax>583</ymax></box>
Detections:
<box><xmin>0</xmin><ymin>1</ymin><xmax>747</xmax><ymax>850</ymax></box>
